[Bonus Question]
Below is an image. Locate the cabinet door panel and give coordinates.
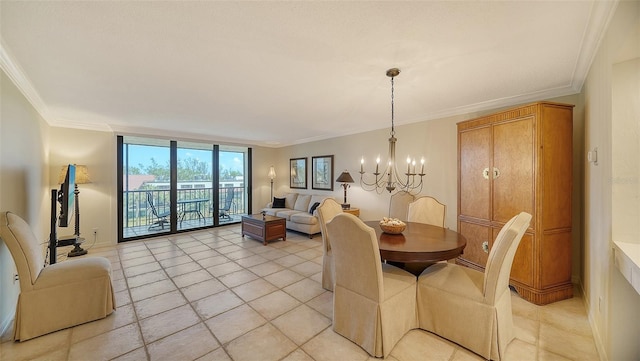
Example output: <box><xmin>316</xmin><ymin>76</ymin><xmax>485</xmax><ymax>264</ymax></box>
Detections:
<box><xmin>493</xmin><ymin>118</ymin><xmax>535</xmax><ymax>223</ymax></box>
<box><xmin>492</xmin><ymin>227</ymin><xmax>534</xmax><ymax>286</ymax></box>
<box><xmin>459</xmin><ymin>221</ymin><xmax>491</xmax><ymax>268</ymax></box>
<box><xmin>541</xmin><ymin>108</ymin><xmax>573</xmax><ymax>230</ymax></box>
<box><xmin>459</xmin><ymin>126</ymin><xmax>491</xmax><ymax>220</ymax></box>
<box><xmin>540</xmin><ymin>232</ymin><xmax>572</xmax><ymax>287</ymax></box>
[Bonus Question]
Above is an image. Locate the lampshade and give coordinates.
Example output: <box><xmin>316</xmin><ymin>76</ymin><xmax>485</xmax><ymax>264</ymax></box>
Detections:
<box><xmin>268</xmin><ymin>166</ymin><xmax>276</xmax><ymax>180</ymax></box>
<box><xmin>336</xmin><ymin>171</ymin><xmax>354</xmax><ymax>183</ymax></box>
<box><xmin>59</xmin><ymin>164</ymin><xmax>91</xmax><ymax>184</ymax></box>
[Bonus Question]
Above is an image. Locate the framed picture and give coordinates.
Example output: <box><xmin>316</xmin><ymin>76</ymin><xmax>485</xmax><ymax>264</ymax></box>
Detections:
<box><xmin>290</xmin><ymin>157</ymin><xmax>307</xmax><ymax>189</ymax></box>
<box><xmin>312</xmin><ymin>155</ymin><xmax>334</xmax><ymax>191</ymax></box>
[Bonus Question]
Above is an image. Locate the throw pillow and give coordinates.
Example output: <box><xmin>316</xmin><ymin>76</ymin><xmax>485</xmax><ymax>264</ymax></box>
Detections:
<box><xmin>309</xmin><ymin>202</ymin><xmax>321</xmax><ymax>214</ymax></box>
<box><xmin>273</xmin><ymin>197</ymin><xmax>286</xmax><ymax>208</ymax></box>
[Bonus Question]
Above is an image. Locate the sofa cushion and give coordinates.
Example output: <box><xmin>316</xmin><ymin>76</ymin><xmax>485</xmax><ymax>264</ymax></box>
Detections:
<box><xmin>290</xmin><ymin>212</ymin><xmax>319</xmax><ymax>225</ymax></box>
<box><xmin>284</xmin><ymin>193</ymin><xmax>298</xmax><ymax>209</ymax></box>
<box><xmin>274</xmin><ymin>210</ymin><xmax>300</xmax><ymax>221</ymax></box>
<box><xmin>273</xmin><ymin>197</ymin><xmax>286</xmax><ymax>208</ymax></box>
<box><xmin>294</xmin><ymin>194</ymin><xmax>312</xmax><ymax>212</ymax></box>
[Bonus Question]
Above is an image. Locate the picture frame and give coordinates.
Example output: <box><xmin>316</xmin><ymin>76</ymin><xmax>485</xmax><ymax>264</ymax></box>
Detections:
<box><xmin>312</xmin><ymin>155</ymin><xmax>334</xmax><ymax>191</ymax></box>
<box><xmin>289</xmin><ymin>157</ymin><xmax>307</xmax><ymax>189</ymax></box>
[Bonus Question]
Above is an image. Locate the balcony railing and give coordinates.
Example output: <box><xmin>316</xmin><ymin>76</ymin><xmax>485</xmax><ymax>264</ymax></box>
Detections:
<box><xmin>123</xmin><ymin>187</ymin><xmax>245</xmax><ymax>235</ymax></box>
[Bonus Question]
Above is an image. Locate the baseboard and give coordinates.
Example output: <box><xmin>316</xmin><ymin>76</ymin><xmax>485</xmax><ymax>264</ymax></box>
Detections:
<box><xmin>579</xmin><ymin>280</ymin><xmax>608</xmax><ymax>361</ymax></box>
<box><xmin>0</xmin><ymin>316</ymin><xmax>14</xmax><ymax>342</ymax></box>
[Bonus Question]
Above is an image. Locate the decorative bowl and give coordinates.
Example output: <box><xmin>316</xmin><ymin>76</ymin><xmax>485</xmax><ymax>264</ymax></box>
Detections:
<box><xmin>379</xmin><ymin>218</ymin><xmax>406</xmax><ymax>234</ymax></box>
<box><xmin>380</xmin><ymin>223</ymin><xmax>406</xmax><ymax>234</ymax></box>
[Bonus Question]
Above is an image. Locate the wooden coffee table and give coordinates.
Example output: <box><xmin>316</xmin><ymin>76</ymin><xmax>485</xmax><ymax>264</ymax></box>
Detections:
<box><xmin>242</xmin><ymin>214</ymin><xmax>286</xmax><ymax>245</ymax></box>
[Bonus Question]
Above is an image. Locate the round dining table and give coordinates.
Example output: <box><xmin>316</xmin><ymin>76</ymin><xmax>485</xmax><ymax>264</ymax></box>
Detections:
<box><xmin>364</xmin><ymin>221</ymin><xmax>467</xmax><ymax>263</ymax></box>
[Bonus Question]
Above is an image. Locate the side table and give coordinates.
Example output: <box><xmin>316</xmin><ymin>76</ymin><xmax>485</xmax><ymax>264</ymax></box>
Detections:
<box><xmin>343</xmin><ymin>208</ymin><xmax>360</xmax><ymax>217</ymax></box>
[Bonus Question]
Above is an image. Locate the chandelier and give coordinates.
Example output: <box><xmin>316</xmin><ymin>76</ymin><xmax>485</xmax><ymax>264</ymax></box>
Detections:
<box><xmin>359</xmin><ymin>68</ymin><xmax>425</xmax><ymax>195</ymax></box>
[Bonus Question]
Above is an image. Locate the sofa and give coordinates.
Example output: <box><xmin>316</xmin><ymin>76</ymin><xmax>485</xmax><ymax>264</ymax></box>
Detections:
<box><xmin>262</xmin><ymin>192</ymin><xmax>333</xmax><ymax>238</ymax></box>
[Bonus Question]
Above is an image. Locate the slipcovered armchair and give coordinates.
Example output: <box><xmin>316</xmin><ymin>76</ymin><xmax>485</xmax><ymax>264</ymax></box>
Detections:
<box><xmin>416</xmin><ymin>212</ymin><xmax>532</xmax><ymax>360</ymax></box>
<box><xmin>407</xmin><ymin>196</ymin><xmax>446</xmax><ymax>228</ymax></box>
<box><xmin>316</xmin><ymin>198</ymin><xmax>343</xmax><ymax>291</ymax></box>
<box><xmin>327</xmin><ymin>213</ymin><xmax>417</xmax><ymax>358</ymax></box>
<box><xmin>0</xmin><ymin>211</ymin><xmax>115</xmax><ymax>341</ymax></box>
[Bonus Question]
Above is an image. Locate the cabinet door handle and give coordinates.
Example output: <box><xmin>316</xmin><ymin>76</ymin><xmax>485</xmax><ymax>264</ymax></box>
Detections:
<box><xmin>482</xmin><ymin>241</ymin><xmax>489</xmax><ymax>253</ymax></box>
<box><xmin>493</xmin><ymin>167</ymin><xmax>500</xmax><ymax>179</ymax></box>
<box><xmin>482</xmin><ymin>168</ymin><xmax>490</xmax><ymax>179</ymax></box>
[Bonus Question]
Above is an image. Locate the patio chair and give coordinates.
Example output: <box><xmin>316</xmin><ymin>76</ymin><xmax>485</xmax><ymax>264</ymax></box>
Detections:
<box><xmin>147</xmin><ymin>192</ymin><xmax>169</xmax><ymax>230</ymax></box>
<box><xmin>219</xmin><ymin>187</ymin><xmax>234</xmax><ymax>220</ymax></box>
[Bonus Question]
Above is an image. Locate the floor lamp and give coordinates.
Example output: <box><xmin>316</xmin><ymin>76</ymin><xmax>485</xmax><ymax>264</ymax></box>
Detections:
<box><xmin>268</xmin><ymin>166</ymin><xmax>276</xmax><ymax>200</ymax></box>
<box><xmin>58</xmin><ymin>164</ymin><xmax>91</xmax><ymax>257</ymax></box>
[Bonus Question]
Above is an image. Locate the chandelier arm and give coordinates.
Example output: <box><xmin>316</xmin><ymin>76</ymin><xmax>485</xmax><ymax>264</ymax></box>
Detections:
<box><xmin>360</xmin><ymin>163</ymin><xmax>393</xmax><ymax>189</ymax></box>
<box><xmin>359</xmin><ymin>176</ymin><xmax>387</xmax><ymax>194</ymax></box>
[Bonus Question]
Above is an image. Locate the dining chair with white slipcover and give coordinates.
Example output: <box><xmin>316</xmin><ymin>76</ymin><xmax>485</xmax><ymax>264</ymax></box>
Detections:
<box><xmin>388</xmin><ymin>190</ymin><xmax>415</xmax><ymax>221</ymax></box>
<box><xmin>316</xmin><ymin>198</ymin><xmax>343</xmax><ymax>291</ymax></box>
<box><xmin>327</xmin><ymin>213</ymin><xmax>417</xmax><ymax>358</ymax></box>
<box><xmin>407</xmin><ymin>196</ymin><xmax>446</xmax><ymax>228</ymax></box>
<box><xmin>416</xmin><ymin>212</ymin><xmax>532</xmax><ymax>360</ymax></box>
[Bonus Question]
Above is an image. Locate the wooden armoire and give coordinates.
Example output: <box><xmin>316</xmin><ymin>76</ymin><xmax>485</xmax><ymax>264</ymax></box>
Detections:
<box><xmin>457</xmin><ymin>101</ymin><xmax>573</xmax><ymax>305</ymax></box>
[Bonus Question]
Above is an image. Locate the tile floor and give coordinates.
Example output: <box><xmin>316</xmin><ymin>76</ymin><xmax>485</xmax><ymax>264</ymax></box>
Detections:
<box><xmin>1</xmin><ymin>225</ymin><xmax>600</xmax><ymax>361</ymax></box>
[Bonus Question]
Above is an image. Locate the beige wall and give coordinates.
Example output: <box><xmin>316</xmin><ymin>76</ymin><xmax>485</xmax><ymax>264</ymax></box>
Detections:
<box><xmin>275</xmin><ymin>93</ymin><xmax>582</xmax><ymax>277</ymax></box>
<box><xmin>0</xmin><ymin>71</ymin><xmax>51</xmax><ymax>338</ymax></box>
<box><xmin>48</xmin><ymin>127</ymin><xmax>117</xmax><ymax>248</ymax></box>
<box><xmin>275</xmin><ymin>112</ymin><xmax>481</xmax><ymax>225</ymax></box>
<box><xmin>582</xmin><ymin>1</ymin><xmax>640</xmax><ymax>359</ymax></box>
<box><xmin>249</xmin><ymin>146</ymin><xmax>279</xmax><ymax>213</ymax></box>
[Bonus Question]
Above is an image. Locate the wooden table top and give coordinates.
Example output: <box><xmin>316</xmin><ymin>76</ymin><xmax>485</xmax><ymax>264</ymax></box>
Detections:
<box><xmin>364</xmin><ymin>221</ymin><xmax>467</xmax><ymax>263</ymax></box>
<box><xmin>243</xmin><ymin>214</ymin><xmax>285</xmax><ymax>223</ymax></box>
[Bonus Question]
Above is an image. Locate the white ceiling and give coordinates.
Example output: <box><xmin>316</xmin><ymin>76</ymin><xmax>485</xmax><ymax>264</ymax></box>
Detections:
<box><xmin>0</xmin><ymin>1</ymin><xmax>617</xmax><ymax>147</ymax></box>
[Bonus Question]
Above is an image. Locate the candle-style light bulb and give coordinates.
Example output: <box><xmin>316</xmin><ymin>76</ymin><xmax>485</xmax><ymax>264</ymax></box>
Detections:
<box><xmin>360</xmin><ymin>157</ymin><xmax>364</xmax><ymax>173</ymax></box>
<box><xmin>375</xmin><ymin>156</ymin><xmax>380</xmax><ymax>173</ymax></box>
<box><xmin>420</xmin><ymin>158</ymin><xmax>425</xmax><ymax>174</ymax></box>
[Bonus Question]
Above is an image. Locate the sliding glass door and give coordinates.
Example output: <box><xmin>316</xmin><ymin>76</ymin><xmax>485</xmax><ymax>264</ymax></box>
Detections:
<box><xmin>176</xmin><ymin>141</ymin><xmax>214</xmax><ymax>231</ymax></box>
<box><xmin>118</xmin><ymin>136</ymin><xmax>251</xmax><ymax>242</ymax></box>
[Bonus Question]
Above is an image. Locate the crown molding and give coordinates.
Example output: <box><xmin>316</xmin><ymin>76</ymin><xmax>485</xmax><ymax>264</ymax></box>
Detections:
<box><xmin>110</xmin><ymin>124</ymin><xmax>283</xmax><ymax>149</ymax></box>
<box><xmin>411</xmin><ymin>85</ymin><xmax>581</xmax><ymax>124</ymax></box>
<box><xmin>49</xmin><ymin>119</ymin><xmax>114</xmax><ymax>133</ymax></box>
<box><xmin>0</xmin><ymin>39</ymin><xmax>53</xmax><ymax>123</ymax></box>
<box><xmin>570</xmin><ymin>0</ymin><xmax>619</xmax><ymax>92</ymax></box>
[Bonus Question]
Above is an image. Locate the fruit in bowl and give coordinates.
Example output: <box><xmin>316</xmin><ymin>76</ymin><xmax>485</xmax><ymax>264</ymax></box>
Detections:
<box><xmin>379</xmin><ymin>217</ymin><xmax>406</xmax><ymax>234</ymax></box>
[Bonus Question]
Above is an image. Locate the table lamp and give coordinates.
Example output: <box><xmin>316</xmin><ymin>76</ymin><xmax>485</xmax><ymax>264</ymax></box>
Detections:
<box><xmin>335</xmin><ymin>170</ymin><xmax>355</xmax><ymax>209</ymax></box>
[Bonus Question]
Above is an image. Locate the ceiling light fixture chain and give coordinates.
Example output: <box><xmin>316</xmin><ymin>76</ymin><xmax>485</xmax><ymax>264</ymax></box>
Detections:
<box><xmin>390</xmin><ymin>70</ymin><xmax>395</xmax><ymax>136</ymax></box>
<box><xmin>359</xmin><ymin>67</ymin><xmax>425</xmax><ymax>196</ymax></box>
